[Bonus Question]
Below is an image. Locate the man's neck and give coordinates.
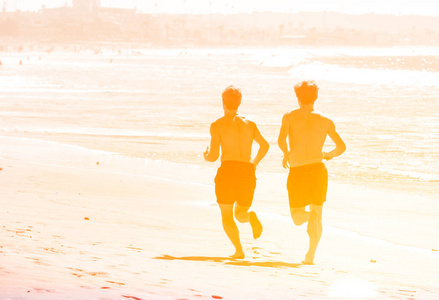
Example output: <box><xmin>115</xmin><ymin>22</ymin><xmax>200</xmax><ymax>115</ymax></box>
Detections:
<box><xmin>224</xmin><ymin>109</ymin><xmax>238</xmax><ymax>117</ymax></box>
<box><xmin>299</xmin><ymin>104</ymin><xmax>314</xmax><ymax>112</ymax></box>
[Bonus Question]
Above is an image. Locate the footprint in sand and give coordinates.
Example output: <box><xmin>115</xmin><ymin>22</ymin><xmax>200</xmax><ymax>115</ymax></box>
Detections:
<box><xmin>68</xmin><ymin>268</ymin><xmax>108</xmax><ymax>279</ymax></box>
<box><xmin>26</xmin><ymin>257</ymin><xmax>49</xmax><ymax>266</ymax></box>
<box><xmin>87</xmin><ymin>271</ymin><xmax>108</xmax><ymax>277</ymax></box>
<box><xmin>67</xmin><ymin>267</ymin><xmax>83</xmax><ymax>272</ymax></box>
<box><xmin>126</xmin><ymin>246</ymin><xmax>142</xmax><ymax>252</ymax></box>
<box><xmin>43</xmin><ymin>247</ymin><xmax>64</xmax><ymax>254</ymax></box>
<box><xmin>107</xmin><ymin>281</ymin><xmax>125</xmax><ymax>286</ymax></box>
<box><xmin>122</xmin><ymin>295</ymin><xmax>142</xmax><ymax>300</ymax></box>
<box><xmin>32</xmin><ymin>288</ymin><xmax>52</xmax><ymax>294</ymax></box>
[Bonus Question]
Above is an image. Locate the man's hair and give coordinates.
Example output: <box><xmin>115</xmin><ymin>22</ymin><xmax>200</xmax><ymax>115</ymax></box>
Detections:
<box><xmin>222</xmin><ymin>85</ymin><xmax>242</xmax><ymax>110</ymax></box>
<box><xmin>294</xmin><ymin>80</ymin><xmax>319</xmax><ymax>105</ymax></box>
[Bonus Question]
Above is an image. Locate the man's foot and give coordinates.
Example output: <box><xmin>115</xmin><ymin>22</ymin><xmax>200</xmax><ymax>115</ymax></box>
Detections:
<box><xmin>230</xmin><ymin>250</ymin><xmax>245</xmax><ymax>259</ymax></box>
<box><xmin>249</xmin><ymin>212</ymin><xmax>263</xmax><ymax>239</ymax></box>
<box><xmin>307</xmin><ymin>210</ymin><xmax>318</xmax><ymax>237</ymax></box>
<box><xmin>301</xmin><ymin>252</ymin><xmax>315</xmax><ymax>265</ymax></box>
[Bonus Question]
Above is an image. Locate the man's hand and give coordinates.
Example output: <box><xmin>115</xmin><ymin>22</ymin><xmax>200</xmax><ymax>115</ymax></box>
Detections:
<box><xmin>323</xmin><ymin>151</ymin><xmax>333</xmax><ymax>160</ymax></box>
<box><xmin>282</xmin><ymin>152</ymin><xmax>290</xmax><ymax>169</ymax></box>
<box><xmin>250</xmin><ymin>159</ymin><xmax>258</xmax><ymax>170</ymax></box>
<box><xmin>203</xmin><ymin>147</ymin><xmax>209</xmax><ymax>161</ymax></box>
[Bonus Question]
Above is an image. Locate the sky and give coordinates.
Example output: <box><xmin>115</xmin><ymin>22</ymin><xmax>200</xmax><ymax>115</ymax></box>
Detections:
<box><xmin>3</xmin><ymin>0</ymin><xmax>439</xmax><ymax>16</ymax></box>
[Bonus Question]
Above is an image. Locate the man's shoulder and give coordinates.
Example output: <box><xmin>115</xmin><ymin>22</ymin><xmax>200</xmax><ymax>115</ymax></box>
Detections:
<box><xmin>212</xmin><ymin>115</ymin><xmax>255</xmax><ymax>127</ymax></box>
<box><xmin>282</xmin><ymin>110</ymin><xmax>299</xmax><ymax>121</ymax></box>
<box><xmin>282</xmin><ymin>110</ymin><xmax>293</xmax><ymax>118</ymax></box>
<box><xmin>239</xmin><ymin>115</ymin><xmax>256</xmax><ymax>125</ymax></box>
<box><xmin>212</xmin><ymin>116</ymin><xmax>229</xmax><ymax>125</ymax></box>
<box><xmin>210</xmin><ymin>118</ymin><xmax>224</xmax><ymax>131</ymax></box>
<box><xmin>212</xmin><ymin>116</ymin><xmax>224</xmax><ymax>124</ymax></box>
<box><xmin>311</xmin><ymin>110</ymin><xmax>333</xmax><ymax>122</ymax></box>
<box><xmin>286</xmin><ymin>109</ymin><xmax>299</xmax><ymax>115</ymax></box>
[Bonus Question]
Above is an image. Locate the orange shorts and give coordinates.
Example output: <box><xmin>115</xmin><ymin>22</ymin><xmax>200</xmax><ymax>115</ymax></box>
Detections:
<box><xmin>287</xmin><ymin>162</ymin><xmax>328</xmax><ymax>208</ymax></box>
<box><xmin>215</xmin><ymin>161</ymin><xmax>256</xmax><ymax>207</ymax></box>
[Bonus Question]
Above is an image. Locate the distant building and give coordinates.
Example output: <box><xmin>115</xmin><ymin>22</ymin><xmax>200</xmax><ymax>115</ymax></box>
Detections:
<box><xmin>72</xmin><ymin>0</ymin><xmax>100</xmax><ymax>12</ymax></box>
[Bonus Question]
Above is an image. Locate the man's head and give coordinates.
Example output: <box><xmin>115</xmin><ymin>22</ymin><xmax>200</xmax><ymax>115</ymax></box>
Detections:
<box><xmin>222</xmin><ymin>85</ymin><xmax>242</xmax><ymax>111</ymax></box>
<box><xmin>294</xmin><ymin>80</ymin><xmax>319</xmax><ymax>105</ymax></box>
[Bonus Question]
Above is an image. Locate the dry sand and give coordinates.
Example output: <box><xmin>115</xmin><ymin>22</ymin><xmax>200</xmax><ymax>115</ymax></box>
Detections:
<box><xmin>1</xmin><ymin>136</ymin><xmax>438</xmax><ymax>299</ymax></box>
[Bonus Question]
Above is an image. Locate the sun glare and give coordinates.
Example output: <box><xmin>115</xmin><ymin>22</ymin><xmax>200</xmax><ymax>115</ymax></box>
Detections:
<box><xmin>328</xmin><ymin>279</ymin><xmax>378</xmax><ymax>298</ymax></box>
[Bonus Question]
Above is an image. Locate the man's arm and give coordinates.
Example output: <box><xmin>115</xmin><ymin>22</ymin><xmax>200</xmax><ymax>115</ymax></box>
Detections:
<box><xmin>278</xmin><ymin>113</ymin><xmax>290</xmax><ymax>169</ymax></box>
<box><xmin>251</xmin><ymin>123</ymin><xmax>269</xmax><ymax>168</ymax></box>
<box><xmin>204</xmin><ymin>122</ymin><xmax>220</xmax><ymax>162</ymax></box>
<box><xmin>323</xmin><ymin>120</ymin><xmax>346</xmax><ymax>160</ymax></box>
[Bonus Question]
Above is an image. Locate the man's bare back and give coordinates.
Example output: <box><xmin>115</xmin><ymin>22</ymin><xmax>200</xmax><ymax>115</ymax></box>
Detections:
<box><xmin>282</xmin><ymin>108</ymin><xmax>337</xmax><ymax>167</ymax></box>
<box><xmin>213</xmin><ymin>115</ymin><xmax>257</xmax><ymax>163</ymax></box>
<box><xmin>205</xmin><ymin>113</ymin><xmax>268</xmax><ymax>167</ymax></box>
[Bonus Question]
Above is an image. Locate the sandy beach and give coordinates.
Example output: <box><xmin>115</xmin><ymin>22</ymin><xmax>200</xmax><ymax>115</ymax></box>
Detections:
<box><xmin>1</xmin><ymin>135</ymin><xmax>438</xmax><ymax>299</ymax></box>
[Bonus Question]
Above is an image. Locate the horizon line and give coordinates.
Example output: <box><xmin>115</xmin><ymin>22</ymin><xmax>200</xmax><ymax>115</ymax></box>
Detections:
<box><xmin>3</xmin><ymin>7</ymin><xmax>439</xmax><ymax>18</ymax></box>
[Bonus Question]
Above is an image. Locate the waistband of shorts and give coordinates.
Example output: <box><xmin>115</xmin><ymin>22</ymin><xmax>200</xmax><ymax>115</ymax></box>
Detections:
<box><xmin>220</xmin><ymin>160</ymin><xmax>255</xmax><ymax>168</ymax></box>
<box><xmin>289</xmin><ymin>162</ymin><xmax>325</xmax><ymax>171</ymax></box>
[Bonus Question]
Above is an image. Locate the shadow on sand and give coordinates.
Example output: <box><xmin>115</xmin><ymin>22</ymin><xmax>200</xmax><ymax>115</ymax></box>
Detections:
<box><xmin>154</xmin><ymin>255</ymin><xmax>301</xmax><ymax>268</ymax></box>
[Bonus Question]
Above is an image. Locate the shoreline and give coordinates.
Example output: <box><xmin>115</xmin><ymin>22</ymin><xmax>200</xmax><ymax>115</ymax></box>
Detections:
<box><xmin>2</xmin><ymin>134</ymin><xmax>438</xmax><ymax>250</ymax></box>
<box><xmin>1</xmin><ymin>134</ymin><xmax>438</xmax><ymax>247</ymax></box>
<box><xmin>1</xmin><ymin>130</ymin><xmax>436</xmax><ymax>204</ymax></box>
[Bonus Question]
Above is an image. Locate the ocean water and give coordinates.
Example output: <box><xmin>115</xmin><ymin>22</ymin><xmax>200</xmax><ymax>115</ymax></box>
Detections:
<box><xmin>1</xmin><ymin>47</ymin><xmax>439</xmax><ymax>253</ymax></box>
<box><xmin>1</xmin><ymin>46</ymin><xmax>438</xmax><ymax>197</ymax></box>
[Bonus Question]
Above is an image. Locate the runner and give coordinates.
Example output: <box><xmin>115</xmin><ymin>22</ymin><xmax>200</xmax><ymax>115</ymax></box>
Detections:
<box><xmin>278</xmin><ymin>80</ymin><xmax>346</xmax><ymax>264</ymax></box>
<box><xmin>204</xmin><ymin>85</ymin><xmax>269</xmax><ymax>259</ymax></box>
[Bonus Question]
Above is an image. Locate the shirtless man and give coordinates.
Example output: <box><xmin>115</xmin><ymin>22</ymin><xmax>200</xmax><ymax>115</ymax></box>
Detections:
<box><xmin>278</xmin><ymin>81</ymin><xmax>346</xmax><ymax>265</ymax></box>
<box><xmin>204</xmin><ymin>85</ymin><xmax>269</xmax><ymax>259</ymax></box>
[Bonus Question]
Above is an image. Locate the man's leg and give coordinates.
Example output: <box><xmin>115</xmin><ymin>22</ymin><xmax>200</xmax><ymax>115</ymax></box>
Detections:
<box><xmin>290</xmin><ymin>206</ymin><xmax>310</xmax><ymax>226</ymax></box>
<box><xmin>289</xmin><ymin>205</ymin><xmax>323</xmax><ymax>264</ymax></box>
<box><xmin>234</xmin><ymin>204</ymin><xmax>262</xmax><ymax>239</ymax></box>
<box><xmin>303</xmin><ymin>204</ymin><xmax>323</xmax><ymax>265</ymax></box>
<box><xmin>234</xmin><ymin>204</ymin><xmax>250</xmax><ymax>222</ymax></box>
<box><xmin>218</xmin><ymin>203</ymin><xmax>244</xmax><ymax>259</ymax></box>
